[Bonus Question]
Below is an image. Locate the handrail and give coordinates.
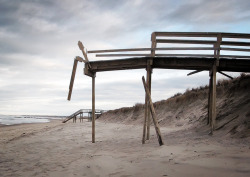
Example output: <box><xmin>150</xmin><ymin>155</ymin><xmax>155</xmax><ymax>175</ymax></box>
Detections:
<box><xmin>87</xmin><ymin>32</ymin><xmax>250</xmax><ymax>60</ymax></box>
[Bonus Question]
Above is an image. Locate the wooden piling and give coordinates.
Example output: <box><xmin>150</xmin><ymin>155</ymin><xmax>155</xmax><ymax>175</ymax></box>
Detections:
<box><xmin>142</xmin><ymin>76</ymin><xmax>164</xmax><ymax>146</ymax></box>
<box><xmin>145</xmin><ymin>33</ymin><xmax>156</xmax><ymax>141</ymax></box>
<box><xmin>209</xmin><ymin>64</ymin><xmax>217</xmax><ymax>134</ymax></box>
<box><xmin>146</xmin><ymin>61</ymin><xmax>152</xmax><ymax>140</ymax></box>
<box><xmin>211</xmin><ymin>64</ymin><xmax>217</xmax><ymax>133</ymax></box>
<box><xmin>142</xmin><ymin>89</ymin><xmax>147</xmax><ymax>144</ymax></box>
<box><xmin>92</xmin><ymin>73</ymin><xmax>96</xmax><ymax>143</ymax></box>
<box><xmin>208</xmin><ymin>75</ymin><xmax>212</xmax><ymax>125</ymax></box>
<box><xmin>142</xmin><ymin>60</ymin><xmax>153</xmax><ymax>143</ymax></box>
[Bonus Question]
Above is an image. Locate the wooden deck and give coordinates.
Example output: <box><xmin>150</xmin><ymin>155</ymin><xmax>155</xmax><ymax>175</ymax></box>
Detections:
<box><xmin>68</xmin><ymin>31</ymin><xmax>250</xmax><ymax>145</ymax></box>
<box><xmin>84</xmin><ymin>57</ymin><xmax>250</xmax><ymax>75</ymax></box>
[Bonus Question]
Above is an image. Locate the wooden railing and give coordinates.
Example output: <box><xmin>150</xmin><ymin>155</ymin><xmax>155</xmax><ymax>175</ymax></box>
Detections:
<box><xmin>88</xmin><ymin>32</ymin><xmax>250</xmax><ymax>60</ymax></box>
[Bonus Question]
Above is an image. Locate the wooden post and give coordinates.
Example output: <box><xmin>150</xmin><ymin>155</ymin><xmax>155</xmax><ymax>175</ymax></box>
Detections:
<box><xmin>209</xmin><ymin>63</ymin><xmax>217</xmax><ymax>134</ymax></box>
<box><xmin>142</xmin><ymin>76</ymin><xmax>164</xmax><ymax>146</ymax></box>
<box><xmin>207</xmin><ymin>75</ymin><xmax>212</xmax><ymax>125</ymax></box>
<box><xmin>146</xmin><ymin>61</ymin><xmax>152</xmax><ymax>140</ymax></box>
<box><xmin>211</xmin><ymin>64</ymin><xmax>217</xmax><ymax>133</ymax></box>
<box><xmin>144</xmin><ymin>33</ymin><xmax>157</xmax><ymax>141</ymax></box>
<box><xmin>209</xmin><ymin>34</ymin><xmax>220</xmax><ymax>133</ymax></box>
<box><xmin>142</xmin><ymin>61</ymin><xmax>152</xmax><ymax>144</ymax></box>
<box><xmin>142</xmin><ymin>86</ymin><xmax>147</xmax><ymax>144</ymax></box>
<box><xmin>92</xmin><ymin>73</ymin><xmax>96</xmax><ymax>143</ymax></box>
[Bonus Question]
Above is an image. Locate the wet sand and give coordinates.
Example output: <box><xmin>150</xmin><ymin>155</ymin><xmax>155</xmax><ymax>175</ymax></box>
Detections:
<box><xmin>0</xmin><ymin>120</ymin><xmax>249</xmax><ymax>177</ymax></box>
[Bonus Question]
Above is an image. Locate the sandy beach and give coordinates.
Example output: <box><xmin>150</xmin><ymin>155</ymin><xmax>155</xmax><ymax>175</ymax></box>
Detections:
<box><xmin>0</xmin><ymin>119</ymin><xmax>249</xmax><ymax>177</ymax></box>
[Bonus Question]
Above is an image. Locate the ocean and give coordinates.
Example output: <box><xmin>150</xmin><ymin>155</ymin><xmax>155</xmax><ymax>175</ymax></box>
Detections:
<box><xmin>0</xmin><ymin>115</ymin><xmax>64</xmax><ymax>126</ymax></box>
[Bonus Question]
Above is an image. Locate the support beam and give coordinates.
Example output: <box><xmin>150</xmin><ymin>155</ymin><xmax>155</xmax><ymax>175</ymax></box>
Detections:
<box><xmin>146</xmin><ymin>63</ymin><xmax>152</xmax><ymax>140</ymax></box>
<box><xmin>142</xmin><ymin>76</ymin><xmax>164</xmax><ymax>146</ymax></box>
<box><xmin>146</xmin><ymin>34</ymin><xmax>156</xmax><ymax>140</ymax></box>
<box><xmin>211</xmin><ymin>64</ymin><xmax>217</xmax><ymax>133</ymax></box>
<box><xmin>208</xmin><ymin>75</ymin><xmax>212</xmax><ymax>125</ymax></box>
<box><xmin>218</xmin><ymin>71</ymin><xmax>233</xmax><ymax>80</ymax></box>
<box><xmin>187</xmin><ymin>70</ymin><xmax>203</xmax><ymax>76</ymax></box>
<box><xmin>209</xmin><ymin>64</ymin><xmax>217</xmax><ymax>134</ymax></box>
<box><xmin>92</xmin><ymin>73</ymin><xmax>96</xmax><ymax>143</ymax></box>
<box><xmin>142</xmin><ymin>86</ymin><xmax>147</xmax><ymax>144</ymax></box>
<box><xmin>142</xmin><ymin>60</ymin><xmax>153</xmax><ymax>143</ymax></box>
<box><xmin>84</xmin><ymin>57</ymin><xmax>250</xmax><ymax>73</ymax></box>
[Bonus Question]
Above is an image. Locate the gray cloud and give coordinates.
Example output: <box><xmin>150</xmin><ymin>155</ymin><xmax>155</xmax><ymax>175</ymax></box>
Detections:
<box><xmin>0</xmin><ymin>0</ymin><xmax>248</xmax><ymax>115</ymax></box>
<box><xmin>168</xmin><ymin>0</ymin><xmax>250</xmax><ymax>30</ymax></box>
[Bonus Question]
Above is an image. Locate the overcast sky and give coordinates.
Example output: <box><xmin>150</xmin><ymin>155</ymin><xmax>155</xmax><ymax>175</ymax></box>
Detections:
<box><xmin>0</xmin><ymin>0</ymin><xmax>250</xmax><ymax>115</ymax></box>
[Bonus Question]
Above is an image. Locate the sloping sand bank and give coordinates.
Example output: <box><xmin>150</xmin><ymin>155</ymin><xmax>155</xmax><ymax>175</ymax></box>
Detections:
<box><xmin>0</xmin><ymin>120</ymin><xmax>249</xmax><ymax>177</ymax></box>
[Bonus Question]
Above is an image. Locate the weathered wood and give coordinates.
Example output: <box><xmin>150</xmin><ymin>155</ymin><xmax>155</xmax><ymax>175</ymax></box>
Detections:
<box><xmin>96</xmin><ymin>54</ymin><xmax>250</xmax><ymax>59</ymax></box>
<box><xmin>218</xmin><ymin>71</ymin><xmax>233</xmax><ymax>80</ymax></box>
<box><xmin>88</xmin><ymin>47</ymin><xmax>215</xmax><ymax>53</ymax></box>
<box><xmin>156</xmin><ymin>54</ymin><xmax>214</xmax><ymax>57</ymax></box>
<box><xmin>146</xmin><ymin>64</ymin><xmax>152</xmax><ymax>140</ymax></box>
<box><xmin>208</xmin><ymin>74</ymin><xmax>212</xmax><ymax>125</ymax></box>
<box><xmin>187</xmin><ymin>70</ymin><xmax>203</xmax><ymax>76</ymax></box>
<box><xmin>92</xmin><ymin>74</ymin><xmax>96</xmax><ymax>143</ymax></box>
<box><xmin>78</xmin><ymin>41</ymin><xmax>91</xmax><ymax>69</ymax></box>
<box><xmin>217</xmin><ymin>55</ymin><xmax>250</xmax><ymax>59</ymax></box>
<box><xmin>210</xmin><ymin>64</ymin><xmax>217</xmax><ymax>134</ymax></box>
<box><xmin>153</xmin><ymin>32</ymin><xmax>219</xmax><ymax>37</ymax></box>
<box><xmin>221</xmin><ymin>47</ymin><xmax>250</xmax><ymax>52</ymax></box>
<box><xmin>221</xmin><ymin>41</ymin><xmax>250</xmax><ymax>46</ymax></box>
<box><xmin>68</xmin><ymin>58</ymin><xmax>79</xmax><ymax>101</ymax></box>
<box><xmin>89</xmin><ymin>48</ymin><xmax>151</xmax><ymax>53</ymax></box>
<box><xmin>155</xmin><ymin>39</ymin><xmax>250</xmax><ymax>47</ymax></box>
<box><xmin>147</xmin><ymin>37</ymin><xmax>156</xmax><ymax>140</ymax></box>
<box><xmin>142</xmin><ymin>76</ymin><xmax>164</xmax><ymax>146</ymax></box>
<box><xmin>142</xmin><ymin>87</ymin><xmax>147</xmax><ymax>144</ymax></box>
<box><xmin>76</xmin><ymin>56</ymin><xmax>86</xmax><ymax>63</ymax></box>
<box><xmin>78</xmin><ymin>41</ymin><xmax>89</xmax><ymax>62</ymax></box>
<box><xmin>158</xmin><ymin>54</ymin><xmax>250</xmax><ymax>59</ymax></box>
<box><xmin>97</xmin><ymin>54</ymin><xmax>244</xmax><ymax>58</ymax></box>
<box><xmin>84</xmin><ymin>57</ymin><xmax>250</xmax><ymax>74</ymax></box>
<box><xmin>153</xmin><ymin>32</ymin><xmax>250</xmax><ymax>38</ymax></box>
<box><xmin>96</xmin><ymin>54</ymin><xmax>151</xmax><ymax>57</ymax></box>
<box><xmin>156</xmin><ymin>39</ymin><xmax>216</xmax><ymax>45</ymax></box>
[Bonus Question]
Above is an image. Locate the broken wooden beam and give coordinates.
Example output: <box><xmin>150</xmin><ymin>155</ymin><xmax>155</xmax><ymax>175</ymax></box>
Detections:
<box><xmin>68</xmin><ymin>57</ymin><xmax>82</xmax><ymax>101</ymax></box>
<box><xmin>218</xmin><ymin>71</ymin><xmax>233</xmax><ymax>80</ymax></box>
<box><xmin>187</xmin><ymin>70</ymin><xmax>203</xmax><ymax>76</ymax></box>
<box><xmin>142</xmin><ymin>76</ymin><xmax>164</xmax><ymax>146</ymax></box>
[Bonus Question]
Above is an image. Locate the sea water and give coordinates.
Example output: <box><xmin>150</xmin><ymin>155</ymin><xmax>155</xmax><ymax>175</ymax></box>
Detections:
<box><xmin>0</xmin><ymin>115</ymin><xmax>60</xmax><ymax>125</ymax></box>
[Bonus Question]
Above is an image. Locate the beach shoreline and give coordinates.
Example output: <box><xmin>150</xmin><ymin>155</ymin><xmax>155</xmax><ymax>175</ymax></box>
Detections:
<box><xmin>0</xmin><ymin>119</ymin><xmax>63</xmax><ymax>144</ymax></box>
<box><xmin>0</xmin><ymin>120</ymin><xmax>249</xmax><ymax>177</ymax></box>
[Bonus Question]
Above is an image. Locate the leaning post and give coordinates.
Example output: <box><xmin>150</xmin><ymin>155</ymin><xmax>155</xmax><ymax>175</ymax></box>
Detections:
<box><xmin>142</xmin><ymin>76</ymin><xmax>164</xmax><ymax>146</ymax></box>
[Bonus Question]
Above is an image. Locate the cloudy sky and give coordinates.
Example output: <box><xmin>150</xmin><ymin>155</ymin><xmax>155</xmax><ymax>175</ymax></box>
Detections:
<box><xmin>0</xmin><ymin>0</ymin><xmax>249</xmax><ymax>115</ymax></box>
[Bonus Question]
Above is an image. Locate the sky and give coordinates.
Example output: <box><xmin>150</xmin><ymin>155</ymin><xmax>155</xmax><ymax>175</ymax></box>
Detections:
<box><xmin>0</xmin><ymin>0</ymin><xmax>250</xmax><ymax>115</ymax></box>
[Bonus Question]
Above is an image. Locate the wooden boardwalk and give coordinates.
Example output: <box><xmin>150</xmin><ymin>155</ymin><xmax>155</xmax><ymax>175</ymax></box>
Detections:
<box><xmin>68</xmin><ymin>32</ymin><xmax>250</xmax><ymax>145</ymax></box>
<box><xmin>63</xmin><ymin>109</ymin><xmax>105</xmax><ymax>123</ymax></box>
